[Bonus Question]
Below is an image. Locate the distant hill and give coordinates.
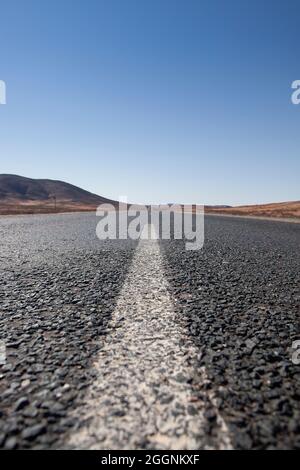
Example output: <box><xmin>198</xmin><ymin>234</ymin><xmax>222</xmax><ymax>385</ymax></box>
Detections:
<box><xmin>0</xmin><ymin>174</ymin><xmax>117</xmax><ymax>214</ymax></box>
<box><xmin>0</xmin><ymin>174</ymin><xmax>299</xmax><ymax>219</ymax></box>
<box><xmin>206</xmin><ymin>201</ymin><xmax>300</xmax><ymax>220</ymax></box>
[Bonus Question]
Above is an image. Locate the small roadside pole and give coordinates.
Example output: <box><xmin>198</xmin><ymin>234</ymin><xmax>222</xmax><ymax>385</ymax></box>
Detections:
<box><xmin>50</xmin><ymin>195</ymin><xmax>57</xmax><ymax>212</ymax></box>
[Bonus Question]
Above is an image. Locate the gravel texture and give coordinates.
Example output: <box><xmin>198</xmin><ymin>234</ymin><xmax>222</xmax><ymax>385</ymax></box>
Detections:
<box><xmin>160</xmin><ymin>215</ymin><xmax>300</xmax><ymax>449</ymax></box>
<box><xmin>67</xmin><ymin>226</ymin><xmax>231</xmax><ymax>450</ymax></box>
<box><xmin>0</xmin><ymin>213</ymin><xmax>137</xmax><ymax>449</ymax></box>
<box><xmin>0</xmin><ymin>213</ymin><xmax>299</xmax><ymax>449</ymax></box>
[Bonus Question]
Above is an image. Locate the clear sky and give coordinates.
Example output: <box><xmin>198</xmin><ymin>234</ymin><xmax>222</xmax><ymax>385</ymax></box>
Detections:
<box><xmin>0</xmin><ymin>0</ymin><xmax>299</xmax><ymax>205</ymax></box>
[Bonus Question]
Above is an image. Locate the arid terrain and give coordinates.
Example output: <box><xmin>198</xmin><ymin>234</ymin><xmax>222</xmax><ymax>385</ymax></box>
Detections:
<box><xmin>0</xmin><ymin>200</ymin><xmax>100</xmax><ymax>215</ymax></box>
<box><xmin>0</xmin><ymin>174</ymin><xmax>117</xmax><ymax>215</ymax></box>
<box><xmin>205</xmin><ymin>201</ymin><xmax>300</xmax><ymax>220</ymax></box>
<box><xmin>0</xmin><ymin>174</ymin><xmax>299</xmax><ymax>220</ymax></box>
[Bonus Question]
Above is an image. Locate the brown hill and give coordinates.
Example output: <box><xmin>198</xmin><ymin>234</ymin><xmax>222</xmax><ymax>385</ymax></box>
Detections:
<box><xmin>0</xmin><ymin>175</ymin><xmax>299</xmax><ymax>219</ymax></box>
<box><xmin>0</xmin><ymin>174</ymin><xmax>117</xmax><ymax>214</ymax></box>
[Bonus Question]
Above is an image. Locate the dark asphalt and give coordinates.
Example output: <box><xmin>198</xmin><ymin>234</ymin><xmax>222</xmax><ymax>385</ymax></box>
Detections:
<box><xmin>0</xmin><ymin>213</ymin><xmax>299</xmax><ymax>449</ymax></box>
<box><xmin>161</xmin><ymin>215</ymin><xmax>300</xmax><ymax>449</ymax></box>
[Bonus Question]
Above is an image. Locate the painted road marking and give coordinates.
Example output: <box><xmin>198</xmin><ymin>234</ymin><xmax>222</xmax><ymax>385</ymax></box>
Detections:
<box><xmin>68</xmin><ymin>225</ymin><xmax>232</xmax><ymax>449</ymax></box>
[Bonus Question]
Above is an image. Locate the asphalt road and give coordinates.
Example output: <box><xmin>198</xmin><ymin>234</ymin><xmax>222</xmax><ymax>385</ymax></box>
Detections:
<box><xmin>0</xmin><ymin>213</ymin><xmax>299</xmax><ymax>449</ymax></box>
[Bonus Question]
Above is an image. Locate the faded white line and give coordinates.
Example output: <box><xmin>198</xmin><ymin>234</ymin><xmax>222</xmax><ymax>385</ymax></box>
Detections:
<box><xmin>67</xmin><ymin>225</ymin><xmax>232</xmax><ymax>450</ymax></box>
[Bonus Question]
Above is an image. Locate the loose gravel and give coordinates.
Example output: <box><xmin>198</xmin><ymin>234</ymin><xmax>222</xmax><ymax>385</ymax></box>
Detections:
<box><xmin>67</xmin><ymin>225</ymin><xmax>232</xmax><ymax>450</ymax></box>
<box><xmin>0</xmin><ymin>213</ymin><xmax>137</xmax><ymax>449</ymax></box>
<box><xmin>0</xmin><ymin>213</ymin><xmax>299</xmax><ymax>449</ymax></box>
<box><xmin>160</xmin><ymin>216</ymin><xmax>300</xmax><ymax>449</ymax></box>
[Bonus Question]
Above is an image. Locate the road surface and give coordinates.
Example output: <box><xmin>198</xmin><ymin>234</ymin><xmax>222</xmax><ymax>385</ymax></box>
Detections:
<box><xmin>0</xmin><ymin>213</ymin><xmax>299</xmax><ymax>449</ymax></box>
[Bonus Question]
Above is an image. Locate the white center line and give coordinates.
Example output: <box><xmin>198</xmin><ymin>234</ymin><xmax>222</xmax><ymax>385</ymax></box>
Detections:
<box><xmin>67</xmin><ymin>225</ymin><xmax>232</xmax><ymax>450</ymax></box>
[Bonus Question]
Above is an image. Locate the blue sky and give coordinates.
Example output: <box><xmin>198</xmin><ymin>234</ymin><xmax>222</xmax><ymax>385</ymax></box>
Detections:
<box><xmin>0</xmin><ymin>0</ymin><xmax>299</xmax><ymax>205</ymax></box>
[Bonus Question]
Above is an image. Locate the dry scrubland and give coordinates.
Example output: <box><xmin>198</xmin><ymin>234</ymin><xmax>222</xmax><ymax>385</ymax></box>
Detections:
<box><xmin>205</xmin><ymin>201</ymin><xmax>300</xmax><ymax>220</ymax></box>
<box><xmin>0</xmin><ymin>175</ymin><xmax>298</xmax><ymax>220</ymax></box>
<box><xmin>0</xmin><ymin>200</ymin><xmax>99</xmax><ymax>215</ymax></box>
<box><xmin>1</xmin><ymin>200</ymin><xmax>299</xmax><ymax>221</ymax></box>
